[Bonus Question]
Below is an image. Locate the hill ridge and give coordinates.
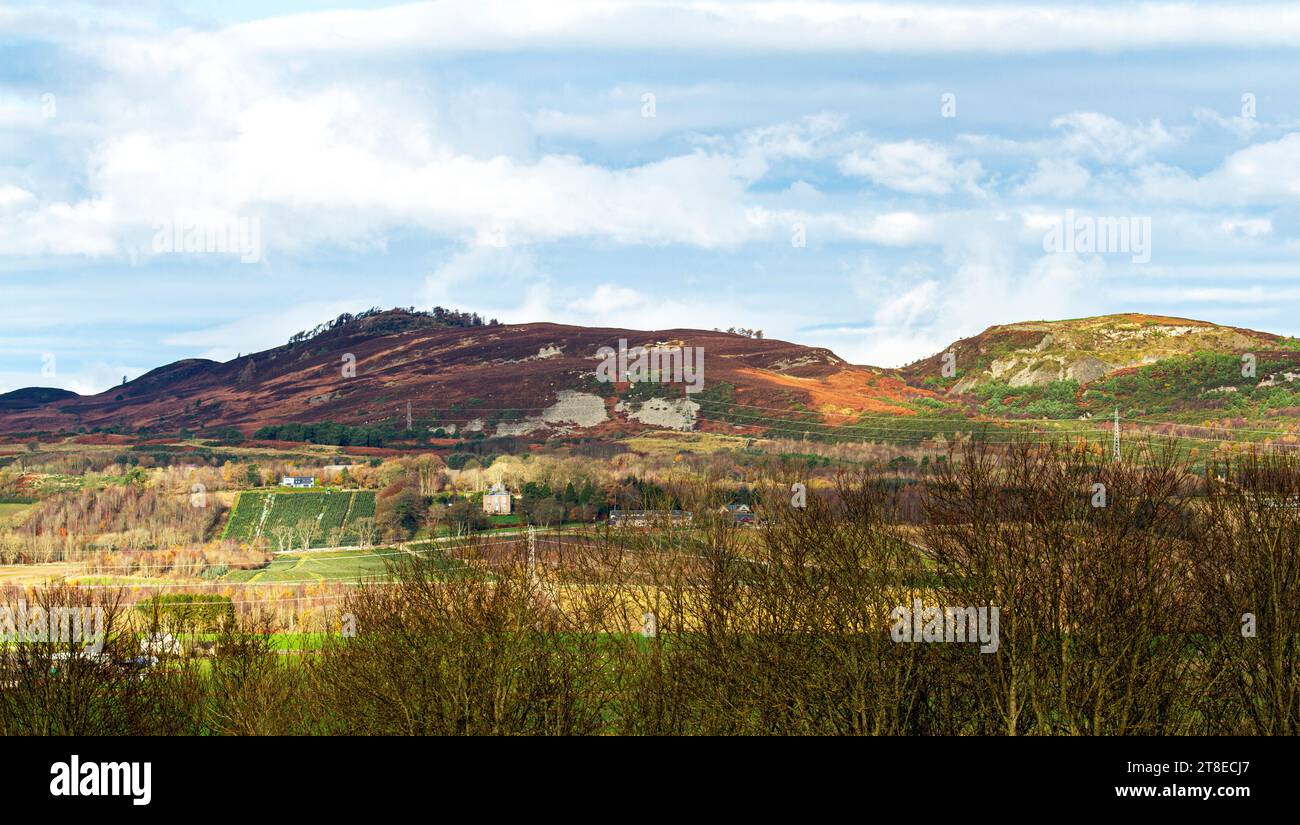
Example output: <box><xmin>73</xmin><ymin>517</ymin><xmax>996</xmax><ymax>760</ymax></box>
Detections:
<box><xmin>3</xmin><ymin>309</ymin><xmax>1296</xmax><ymax>441</ymax></box>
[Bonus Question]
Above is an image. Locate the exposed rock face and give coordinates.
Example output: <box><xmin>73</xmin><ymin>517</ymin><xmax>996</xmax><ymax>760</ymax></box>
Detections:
<box><xmin>495</xmin><ymin>390</ymin><xmax>609</xmax><ymax>436</ymax></box>
<box><xmin>1066</xmin><ymin>356</ymin><xmax>1113</xmax><ymax>384</ymax></box>
<box><xmin>542</xmin><ymin>391</ymin><xmax>607</xmax><ymax>427</ymax></box>
<box><xmin>982</xmin><ymin>353</ymin><xmax>1129</xmax><ymax>388</ymax></box>
<box><xmin>772</xmin><ymin>356</ymin><xmax>824</xmax><ymax>371</ymax></box>
<box><xmin>1007</xmin><ymin>363</ymin><xmax>1061</xmax><ymax>387</ymax></box>
<box><xmin>495</xmin><ymin>419</ymin><xmax>545</xmax><ymax>437</ymax></box>
<box><xmin>615</xmin><ymin>397</ymin><xmax>700</xmax><ymax>431</ymax></box>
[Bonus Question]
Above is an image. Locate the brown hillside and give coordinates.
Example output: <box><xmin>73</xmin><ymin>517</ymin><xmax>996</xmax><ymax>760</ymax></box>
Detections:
<box><xmin>0</xmin><ymin>310</ymin><xmax>937</xmax><ymax>438</ymax></box>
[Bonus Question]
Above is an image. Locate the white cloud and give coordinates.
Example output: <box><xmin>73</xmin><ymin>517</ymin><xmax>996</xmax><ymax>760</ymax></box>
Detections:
<box><xmin>423</xmin><ymin>246</ymin><xmax>540</xmax><ymax>311</ymax></box>
<box><xmin>561</xmin><ymin>282</ymin><xmax>720</xmax><ymax>331</ymax></box>
<box><xmin>1015</xmin><ymin>157</ymin><xmax>1091</xmax><ymax>198</ymax></box>
<box><xmin>1121</xmin><ymin>133</ymin><xmax>1300</xmax><ymax>207</ymax></box>
<box><xmin>0</xmin><ymin>185</ymin><xmax>35</xmax><ymax>210</ymax></box>
<box><xmin>1051</xmin><ymin>112</ymin><xmax>1179</xmax><ymax>165</ymax></box>
<box><xmin>840</xmin><ymin>140</ymin><xmax>982</xmax><ymax>195</ymax></box>
<box><xmin>872</xmin><ymin>280</ymin><xmax>940</xmax><ymax>327</ymax></box>
<box><xmin>1218</xmin><ymin>218</ymin><xmax>1273</xmax><ymax>238</ymax></box>
<box><xmin>0</xmin><ymin>198</ymin><xmax>117</xmax><ymax>257</ymax></box>
<box><xmin>1200</xmin><ymin>133</ymin><xmax>1300</xmax><ymax>203</ymax></box>
<box><xmin>1192</xmin><ymin>106</ymin><xmax>1262</xmax><ymax>140</ymax></box>
<box><xmin>822</xmin><ymin>238</ymin><xmax>1103</xmax><ymax>368</ymax></box>
<box><xmin>199</xmin><ymin>2</ymin><xmax>1300</xmax><ymax>55</ymax></box>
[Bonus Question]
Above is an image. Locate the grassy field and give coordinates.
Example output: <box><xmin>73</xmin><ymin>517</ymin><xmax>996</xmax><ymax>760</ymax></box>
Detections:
<box><xmin>0</xmin><ymin>562</ymin><xmax>76</xmax><ymax>585</ymax></box>
<box><xmin>220</xmin><ymin>547</ymin><xmax>398</xmax><ymax>583</ymax></box>
<box><xmin>217</xmin><ymin>542</ymin><xmax>477</xmax><ymax>584</ymax></box>
<box><xmin>0</xmin><ymin>502</ymin><xmax>32</xmax><ymax>527</ymax></box>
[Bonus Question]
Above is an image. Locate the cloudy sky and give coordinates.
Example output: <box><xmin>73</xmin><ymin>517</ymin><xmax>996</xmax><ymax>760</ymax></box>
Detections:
<box><xmin>2</xmin><ymin>0</ymin><xmax>1299</xmax><ymax>394</ymax></box>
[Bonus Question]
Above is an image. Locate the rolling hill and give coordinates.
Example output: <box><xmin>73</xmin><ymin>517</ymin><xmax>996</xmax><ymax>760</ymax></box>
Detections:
<box><xmin>900</xmin><ymin>314</ymin><xmax>1288</xmax><ymax>392</ymax></box>
<box><xmin>3</xmin><ymin>309</ymin><xmax>1299</xmax><ymax>444</ymax></box>
<box><xmin>899</xmin><ymin>314</ymin><xmax>1300</xmax><ymax>423</ymax></box>
<box><xmin>0</xmin><ymin>308</ymin><xmax>943</xmax><ymax>440</ymax></box>
<box><xmin>0</xmin><ymin>387</ymin><xmax>78</xmax><ymax>412</ymax></box>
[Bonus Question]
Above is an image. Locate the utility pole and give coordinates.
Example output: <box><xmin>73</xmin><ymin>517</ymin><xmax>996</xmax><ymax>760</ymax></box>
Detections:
<box><xmin>525</xmin><ymin>525</ymin><xmax>555</xmax><ymax>609</ymax></box>
<box><xmin>1113</xmin><ymin>407</ymin><xmax>1121</xmax><ymax>461</ymax></box>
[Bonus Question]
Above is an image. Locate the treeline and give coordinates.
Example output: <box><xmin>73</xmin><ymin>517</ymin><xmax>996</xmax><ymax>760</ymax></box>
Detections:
<box><xmin>6</xmin><ymin>484</ymin><xmax>225</xmax><ymax>562</ymax></box>
<box><xmin>253</xmin><ymin>421</ymin><xmax>398</xmax><ymax>447</ymax></box>
<box><xmin>287</xmin><ymin>305</ymin><xmax>501</xmax><ymax>345</ymax></box>
<box><xmin>251</xmin><ymin>420</ymin><xmax>481</xmax><ymax>447</ymax></box>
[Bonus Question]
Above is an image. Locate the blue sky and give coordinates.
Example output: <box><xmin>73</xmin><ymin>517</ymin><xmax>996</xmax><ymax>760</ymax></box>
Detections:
<box><xmin>2</xmin><ymin>1</ymin><xmax>1300</xmax><ymax>394</ymax></box>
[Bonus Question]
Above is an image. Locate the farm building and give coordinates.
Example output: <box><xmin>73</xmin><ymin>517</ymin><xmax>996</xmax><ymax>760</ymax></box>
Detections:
<box><xmin>281</xmin><ymin>476</ymin><xmax>315</xmax><ymax>488</ymax></box>
<box><xmin>483</xmin><ymin>483</ymin><xmax>512</xmax><ymax>515</ymax></box>
<box><xmin>721</xmin><ymin>503</ymin><xmax>755</xmax><ymax>525</ymax></box>
<box><xmin>608</xmin><ymin>509</ymin><xmax>693</xmax><ymax>527</ymax></box>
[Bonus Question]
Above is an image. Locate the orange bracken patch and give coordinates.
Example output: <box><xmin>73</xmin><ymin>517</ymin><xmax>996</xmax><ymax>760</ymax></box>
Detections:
<box><xmin>735</xmin><ymin>367</ymin><xmax>935</xmax><ymax>423</ymax></box>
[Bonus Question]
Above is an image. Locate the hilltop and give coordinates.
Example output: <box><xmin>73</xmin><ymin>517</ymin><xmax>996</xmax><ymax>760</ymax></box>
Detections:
<box><xmin>899</xmin><ymin>313</ymin><xmax>1300</xmax><ymax>422</ymax></box>
<box><xmin>901</xmin><ymin>314</ymin><xmax>1283</xmax><ymax>390</ymax></box>
<box><xmin>0</xmin><ymin>387</ymin><xmax>78</xmax><ymax>412</ymax></box>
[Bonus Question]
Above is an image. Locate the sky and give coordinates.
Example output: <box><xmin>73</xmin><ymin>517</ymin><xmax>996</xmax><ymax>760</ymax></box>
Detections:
<box><xmin>2</xmin><ymin>0</ymin><xmax>1300</xmax><ymax>395</ymax></box>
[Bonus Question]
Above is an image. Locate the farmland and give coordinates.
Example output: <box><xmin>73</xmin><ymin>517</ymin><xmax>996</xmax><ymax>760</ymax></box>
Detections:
<box><xmin>0</xmin><ymin>503</ymin><xmax>31</xmax><ymax>528</ymax></box>
<box><xmin>219</xmin><ymin>547</ymin><xmax>401</xmax><ymax>584</ymax></box>
<box><xmin>222</xmin><ymin>491</ymin><xmax>268</xmax><ymax>539</ymax></box>
<box><xmin>215</xmin><ymin>542</ymin><xmax>475</xmax><ymax>585</ymax></box>
<box><xmin>0</xmin><ymin>436</ymin><xmax>1296</xmax><ymax>740</ymax></box>
<box><xmin>221</xmin><ymin>489</ymin><xmax>377</xmax><ymax>547</ymax></box>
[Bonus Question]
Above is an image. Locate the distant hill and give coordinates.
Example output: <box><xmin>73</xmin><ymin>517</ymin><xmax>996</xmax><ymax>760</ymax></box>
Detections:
<box><xmin>3</xmin><ymin>309</ymin><xmax>1297</xmax><ymax>442</ymax></box>
<box><xmin>0</xmin><ymin>387</ymin><xmax>78</xmax><ymax>412</ymax></box>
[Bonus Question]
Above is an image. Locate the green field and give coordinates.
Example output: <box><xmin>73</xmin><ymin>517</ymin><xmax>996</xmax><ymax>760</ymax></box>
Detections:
<box><xmin>221</xmin><ymin>489</ymin><xmax>376</xmax><ymax>547</ymax></box>
<box><xmin>220</xmin><ymin>547</ymin><xmax>398</xmax><ymax>583</ymax></box>
<box><xmin>219</xmin><ymin>544</ymin><xmax>472</xmax><ymax>584</ymax></box>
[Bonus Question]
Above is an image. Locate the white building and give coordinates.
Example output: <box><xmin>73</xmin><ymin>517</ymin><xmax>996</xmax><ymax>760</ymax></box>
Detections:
<box><xmin>281</xmin><ymin>476</ymin><xmax>315</xmax><ymax>488</ymax></box>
